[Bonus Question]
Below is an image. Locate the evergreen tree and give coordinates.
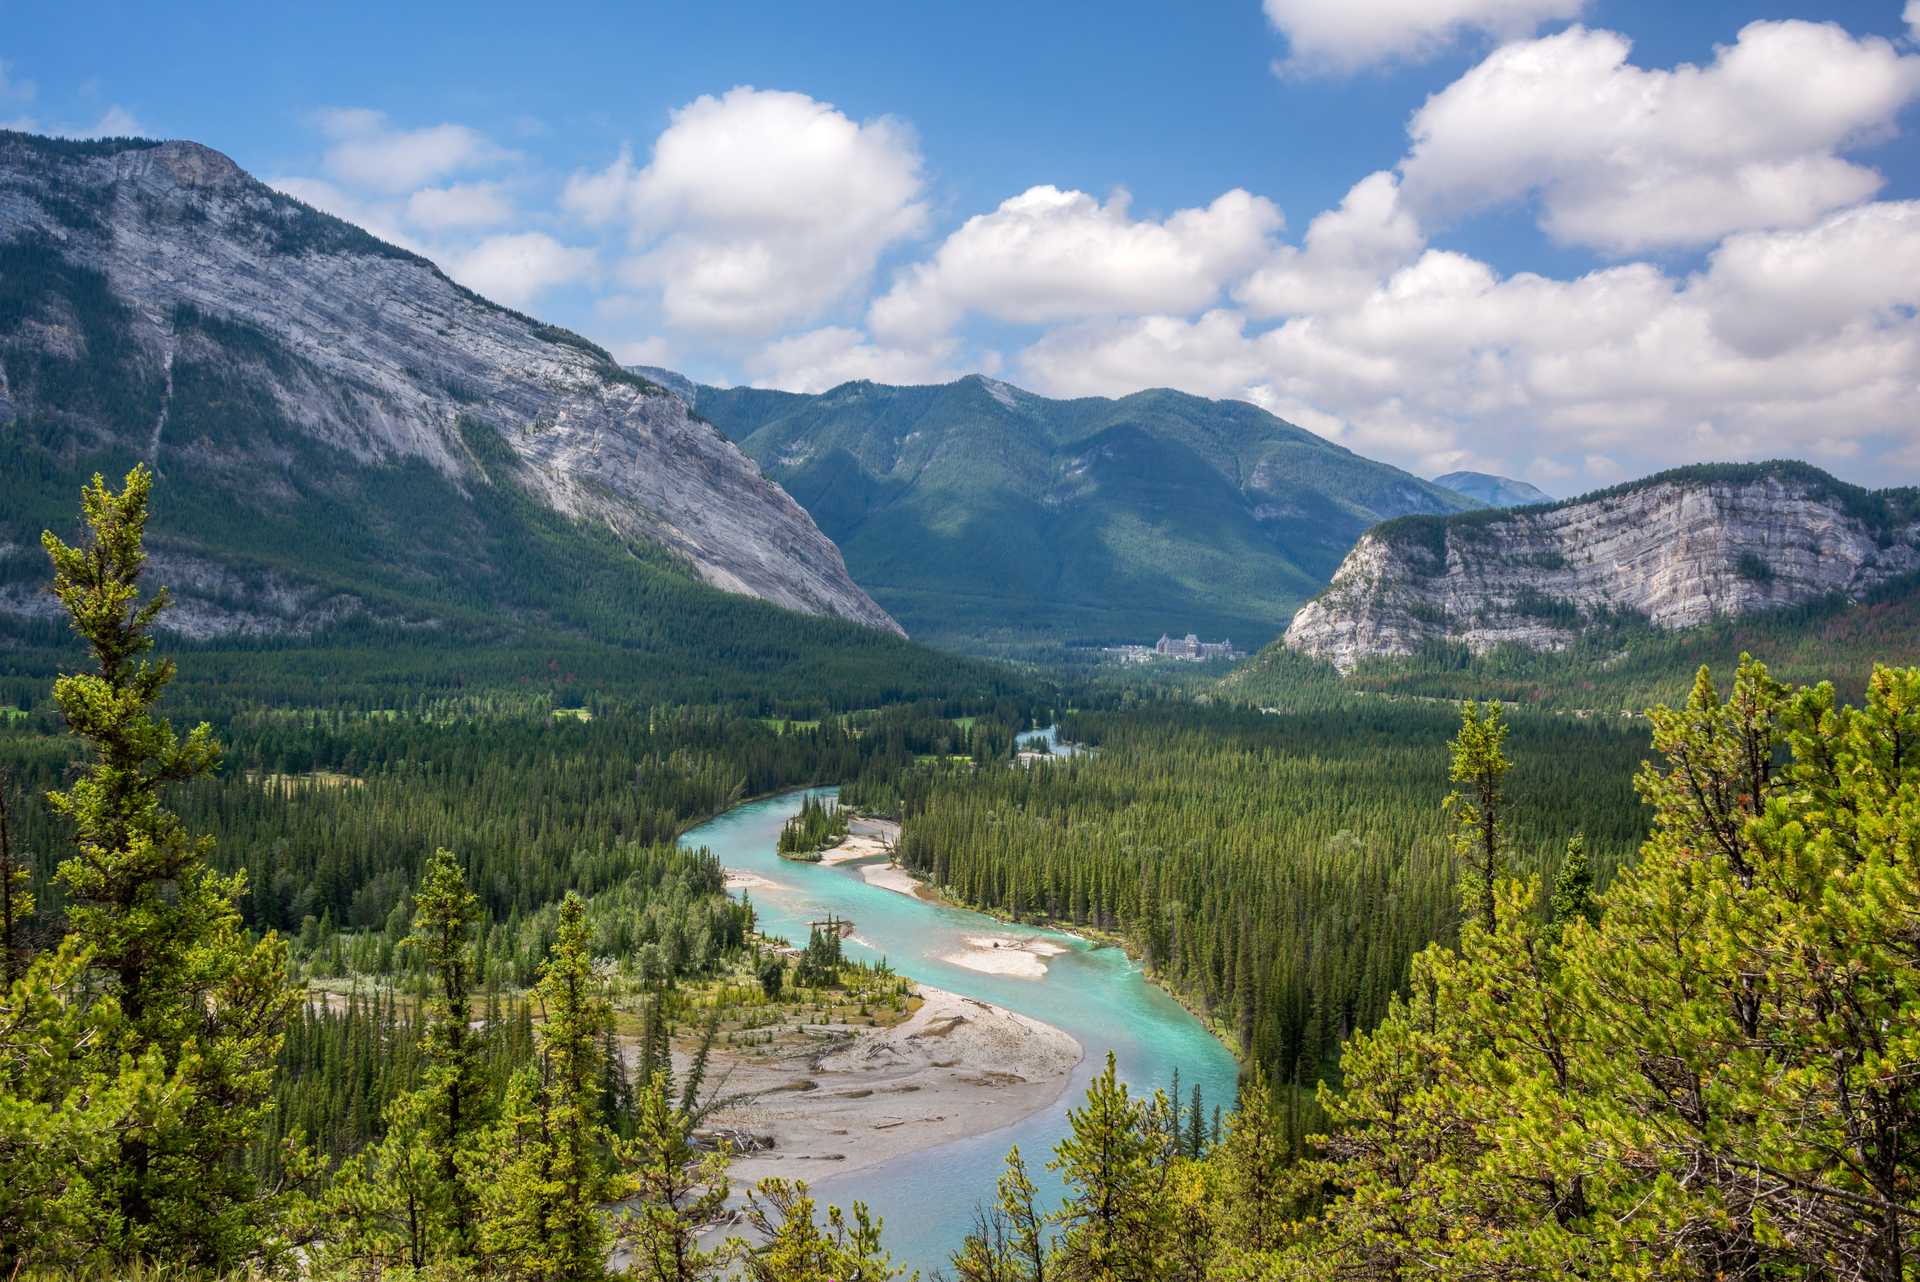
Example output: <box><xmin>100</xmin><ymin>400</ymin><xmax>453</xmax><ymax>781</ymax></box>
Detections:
<box><xmin>1445</xmin><ymin>699</ymin><xmax>1510</xmax><ymax>930</ymax></box>
<box><xmin>1048</xmin><ymin>1053</ymin><xmax>1165</xmax><ymax>1282</ymax></box>
<box><xmin>29</xmin><ymin>466</ymin><xmax>295</xmax><ymax>1267</ymax></box>
<box><xmin>740</xmin><ymin>1179</ymin><xmax>904</xmax><ymax>1282</ymax></box>
<box><xmin>1547</xmin><ymin>832</ymin><xmax>1596</xmax><ymax>934</ymax></box>
<box><xmin>1575</xmin><ymin>658</ymin><xmax>1920</xmax><ymax>1277</ymax></box>
<box><xmin>306</xmin><ymin>1089</ymin><xmax>451</xmax><ymax>1273</ymax></box>
<box><xmin>621</xmin><ymin>1070</ymin><xmax>731</xmax><ymax>1282</ymax></box>
<box><xmin>954</xmin><ymin>1146</ymin><xmax>1049</xmax><ymax>1282</ymax></box>
<box><xmin>317</xmin><ymin>847</ymin><xmax>492</xmax><ymax>1270</ymax></box>
<box><xmin>1212</xmin><ymin>1070</ymin><xmax>1293</xmax><ymax>1261</ymax></box>
<box><xmin>0</xmin><ymin>771</ymin><xmax>28</xmax><ymax>985</ymax></box>
<box><xmin>0</xmin><ymin>940</ymin><xmax>178</xmax><ymax>1269</ymax></box>
<box><xmin>409</xmin><ymin>845</ymin><xmax>490</xmax><ymax>1255</ymax></box>
<box><xmin>1184</xmin><ymin>1083</ymin><xmax>1205</xmax><ymax>1160</ymax></box>
<box><xmin>480</xmin><ymin>892</ymin><xmax>620</xmax><ymax>1279</ymax></box>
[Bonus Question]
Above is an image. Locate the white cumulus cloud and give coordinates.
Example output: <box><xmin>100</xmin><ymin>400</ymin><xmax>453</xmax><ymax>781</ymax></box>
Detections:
<box><xmin>744</xmin><ymin>326</ymin><xmax>961</xmax><ymax>393</ymax></box>
<box><xmin>447</xmin><ymin>232</ymin><xmax>595</xmax><ymax>309</ymax></box>
<box><xmin>1014</xmin><ymin>200</ymin><xmax>1920</xmax><ymax>487</ymax></box>
<box><xmin>1236</xmin><ymin>171</ymin><xmax>1423</xmax><ymax>316</ymax></box>
<box><xmin>406</xmin><ymin>182</ymin><xmax>515</xmax><ymax>230</ymax></box>
<box><xmin>562</xmin><ymin>87</ymin><xmax>928</xmax><ymax>337</ymax></box>
<box><xmin>1263</xmin><ymin>0</ymin><xmax>1585</xmax><ymax>74</ymax></box>
<box><xmin>318</xmin><ymin>109</ymin><xmax>508</xmax><ymax>193</ymax></box>
<box><xmin>869</xmin><ymin>186</ymin><xmax>1282</xmax><ymax>343</ymax></box>
<box><xmin>1400</xmin><ymin>20</ymin><xmax>1920</xmax><ymax>252</ymax></box>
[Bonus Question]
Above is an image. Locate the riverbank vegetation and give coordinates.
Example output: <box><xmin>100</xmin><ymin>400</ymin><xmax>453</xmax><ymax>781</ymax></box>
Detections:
<box><xmin>775</xmin><ymin>794</ymin><xmax>848</xmax><ymax>860</ymax></box>
<box><xmin>870</xmin><ymin>697</ymin><xmax>1647</xmax><ymax>1141</ymax></box>
<box><xmin>950</xmin><ymin>656</ymin><xmax>1920</xmax><ymax>1282</ymax></box>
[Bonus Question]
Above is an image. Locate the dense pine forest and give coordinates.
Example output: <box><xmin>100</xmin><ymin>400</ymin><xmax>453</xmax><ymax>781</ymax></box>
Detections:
<box><xmin>3</xmin><ymin>468</ymin><xmax>1918</xmax><ymax>1282</ymax></box>
<box><xmin>847</xmin><ymin>698</ymin><xmax>1649</xmax><ymax>1135</ymax></box>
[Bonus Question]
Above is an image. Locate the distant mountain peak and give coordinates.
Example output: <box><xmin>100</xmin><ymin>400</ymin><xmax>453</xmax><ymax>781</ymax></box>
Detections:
<box><xmin>670</xmin><ymin>371</ymin><xmax>1476</xmax><ymax>653</ymax></box>
<box><xmin>1431</xmin><ymin>470</ymin><xmax>1553</xmax><ymax>508</ymax></box>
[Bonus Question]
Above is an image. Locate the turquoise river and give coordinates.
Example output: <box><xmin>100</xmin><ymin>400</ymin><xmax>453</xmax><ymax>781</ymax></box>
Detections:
<box><xmin>677</xmin><ymin>739</ymin><xmax>1239</xmax><ymax>1273</ymax></box>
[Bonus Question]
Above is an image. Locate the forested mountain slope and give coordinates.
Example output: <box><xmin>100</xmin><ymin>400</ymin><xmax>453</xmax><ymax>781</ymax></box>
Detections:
<box><xmin>0</xmin><ymin>130</ymin><xmax>901</xmax><ymax>656</ymax></box>
<box><xmin>646</xmin><ymin>369</ymin><xmax>1475</xmax><ymax>653</ymax></box>
<box><xmin>1430</xmin><ymin>469</ymin><xmax>1551</xmax><ymax>507</ymax></box>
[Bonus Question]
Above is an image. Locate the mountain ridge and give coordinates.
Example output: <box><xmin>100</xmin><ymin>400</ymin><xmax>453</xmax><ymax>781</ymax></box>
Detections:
<box><xmin>1283</xmin><ymin>460</ymin><xmax>1920</xmax><ymax>672</ymax></box>
<box><xmin>1431</xmin><ymin>470</ymin><xmax>1552</xmax><ymax>508</ymax></box>
<box><xmin>646</xmin><ymin>368</ymin><xmax>1477</xmax><ymax>653</ymax></box>
<box><xmin>0</xmin><ymin>130</ymin><xmax>901</xmax><ymax>641</ymax></box>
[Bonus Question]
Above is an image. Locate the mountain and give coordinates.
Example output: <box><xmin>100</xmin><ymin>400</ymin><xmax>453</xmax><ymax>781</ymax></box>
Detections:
<box><xmin>663</xmin><ymin>372</ymin><xmax>1475</xmax><ymax>653</ymax></box>
<box><xmin>0</xmin><ymin>130</ymin><xmax>901</xmax><ymax>656</ymax></box>
<box><xmin>1282</xmin><ymin>461</ymin><xmax>1920</xmax><ymax>673</ymax></box>
<box><xmin>1431</xmin><ymin>470</ymin><xmax>1551</xmax><ymax>507</ymax></box>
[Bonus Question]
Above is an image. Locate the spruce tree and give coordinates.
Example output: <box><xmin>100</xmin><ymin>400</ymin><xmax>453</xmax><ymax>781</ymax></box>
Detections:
<box><xmin>1445</xmin><ymin>699</ymin><xmax>1510</xmax><ymax>931</ymax></box>
<box><xmin>481</xmin><ymin>891</ymin><xmax>620</xmax><ymax>1279</ymax></box>
<box><xmin>1048</xmin><ymin>1052</ymin><xmax>1165</xmax><ymax>1282</ymax></box>
<box><xmin>35</xmin><ymin>465</ymin><xmax>295</xmax><ymax>1267</ymax></box>
<box><xmin>409</xmin><ymin>845</ymin><xmax>490</xmax><ymax>1253</ymax></box>
<box><xmin>621</xmin><ymin>1070</ymin><xmax>731</xmax><ymax>1282</ymax></box>
<box><xmin>1547</xmin><ymin>833</ymin><xmax>1596</xmax><ymax>935</ymax></box>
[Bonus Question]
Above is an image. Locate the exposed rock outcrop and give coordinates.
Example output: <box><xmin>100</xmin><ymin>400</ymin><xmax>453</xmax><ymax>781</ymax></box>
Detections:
<box><xmin>1286</xmin><ymin>463</ymin><xmax>1920</xmax><ymax>671</ymax></box>
<box><xmin>0</xmin><ymin>131</ymin><xmax>900</xmax><ymax>637</ymax></box>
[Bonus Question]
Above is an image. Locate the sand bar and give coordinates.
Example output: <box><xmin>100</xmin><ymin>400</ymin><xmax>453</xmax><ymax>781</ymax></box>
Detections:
<box><xmin>860</xmin><ymin>862</ymin><xmax>927</xmax><ymax>898</ymax></box>
<box><xmin>815</xmin><ymin>815</ymin><xmax>902</xmax><ymax>866</ymax></box>
<box><xmin>942</xmin><ymin>934</ymin><xmax>1069</xmax><ymax>979</ymax></box>
<box><xmin>693</xmin><ymin>984</ymin><xmax>1082</xmax><ymax>1186</ymax></box>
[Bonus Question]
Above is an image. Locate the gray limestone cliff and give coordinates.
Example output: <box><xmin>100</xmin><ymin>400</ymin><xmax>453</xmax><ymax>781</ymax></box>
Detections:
<box><xmin>0</xmin><ymin>132</ymin><xmax>900</xmax><ymax>637</ymax></box>
<box><xmin>1285</xmin><ymin>463</ymin><xmax>1920</xmax><ymax>671</ymax></box>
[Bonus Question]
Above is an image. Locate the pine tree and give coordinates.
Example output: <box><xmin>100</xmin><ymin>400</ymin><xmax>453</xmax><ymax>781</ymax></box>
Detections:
<box><xmin>740</xmin><ymin>1179</ymin><xmax>904</xmax><ymax>1282</ymax></box>
<box><xmin>409</xmin><ymin>846</ymin><xmax>490</xmax><ymax>1255</ymax></box>
<box><xmin>1574</xmin><ymin>658</ymin><xmax>1920</xmax><ymax>1277</ymax></box>
<box><xmin>480</xmin><ymin>892</ymin><xmax>619</xmax><ymax>1279</ymax></box>
<box><xmin>1048</xmin><ymin>1052</ymin><xmax>1165</xmax><ymax>1282</ymax></box>
<box><xmin>31</xmin><ymin>466</ymin><xmax>295</xmax><ymax>1267</ymax></box>
<box><xmin>1445</xmin><ymin>699</ymin><xmax>1510</xmax><ymax>930</ymax></box>
<box><xmin>621</xmin><ymin>1071</ymin><xmax>731</xmax><ymax>1282</ymax></box>
<box><xmin>0</xmin><ymin>771</ymin><xmax>29</xmax><ymax>986</ymax></box>
<box><xmin>307</xmin><ymin>1089</ymin><xmax>451</xmax><ymax>1272</ymax></box>
<box><xmin>1213</xmin><ymin>1070</ymin><xmax>1292</xmax><ymax>1259</ymax></box>
<box><xmin>954</xmin><ymin>1146</ymin><xmax>1049</xmax><ymax>1282</ymax></box>
<box><xmin>0</xmin><ymin>940</ymin><xmax>177</xmax><ymax>1269</ymax></box>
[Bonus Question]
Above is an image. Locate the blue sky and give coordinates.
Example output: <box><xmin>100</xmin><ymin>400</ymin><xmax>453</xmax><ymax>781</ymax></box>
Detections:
<box><xmin>5</xmin><ymin>1</ymin><xmax>1920</xmax><ymax>488</ymax></box>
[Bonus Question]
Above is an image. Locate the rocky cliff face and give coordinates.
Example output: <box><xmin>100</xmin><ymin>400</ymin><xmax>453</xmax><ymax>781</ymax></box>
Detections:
<box><xmin>1285</xmin><ymin>465</ymin><xmax>1920</xmax><ymax>671</ymax></box>
<box><xmin>0</xmin><ymin>132</ymin><xmax>900</xmax><ymax>637</ymax></box>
